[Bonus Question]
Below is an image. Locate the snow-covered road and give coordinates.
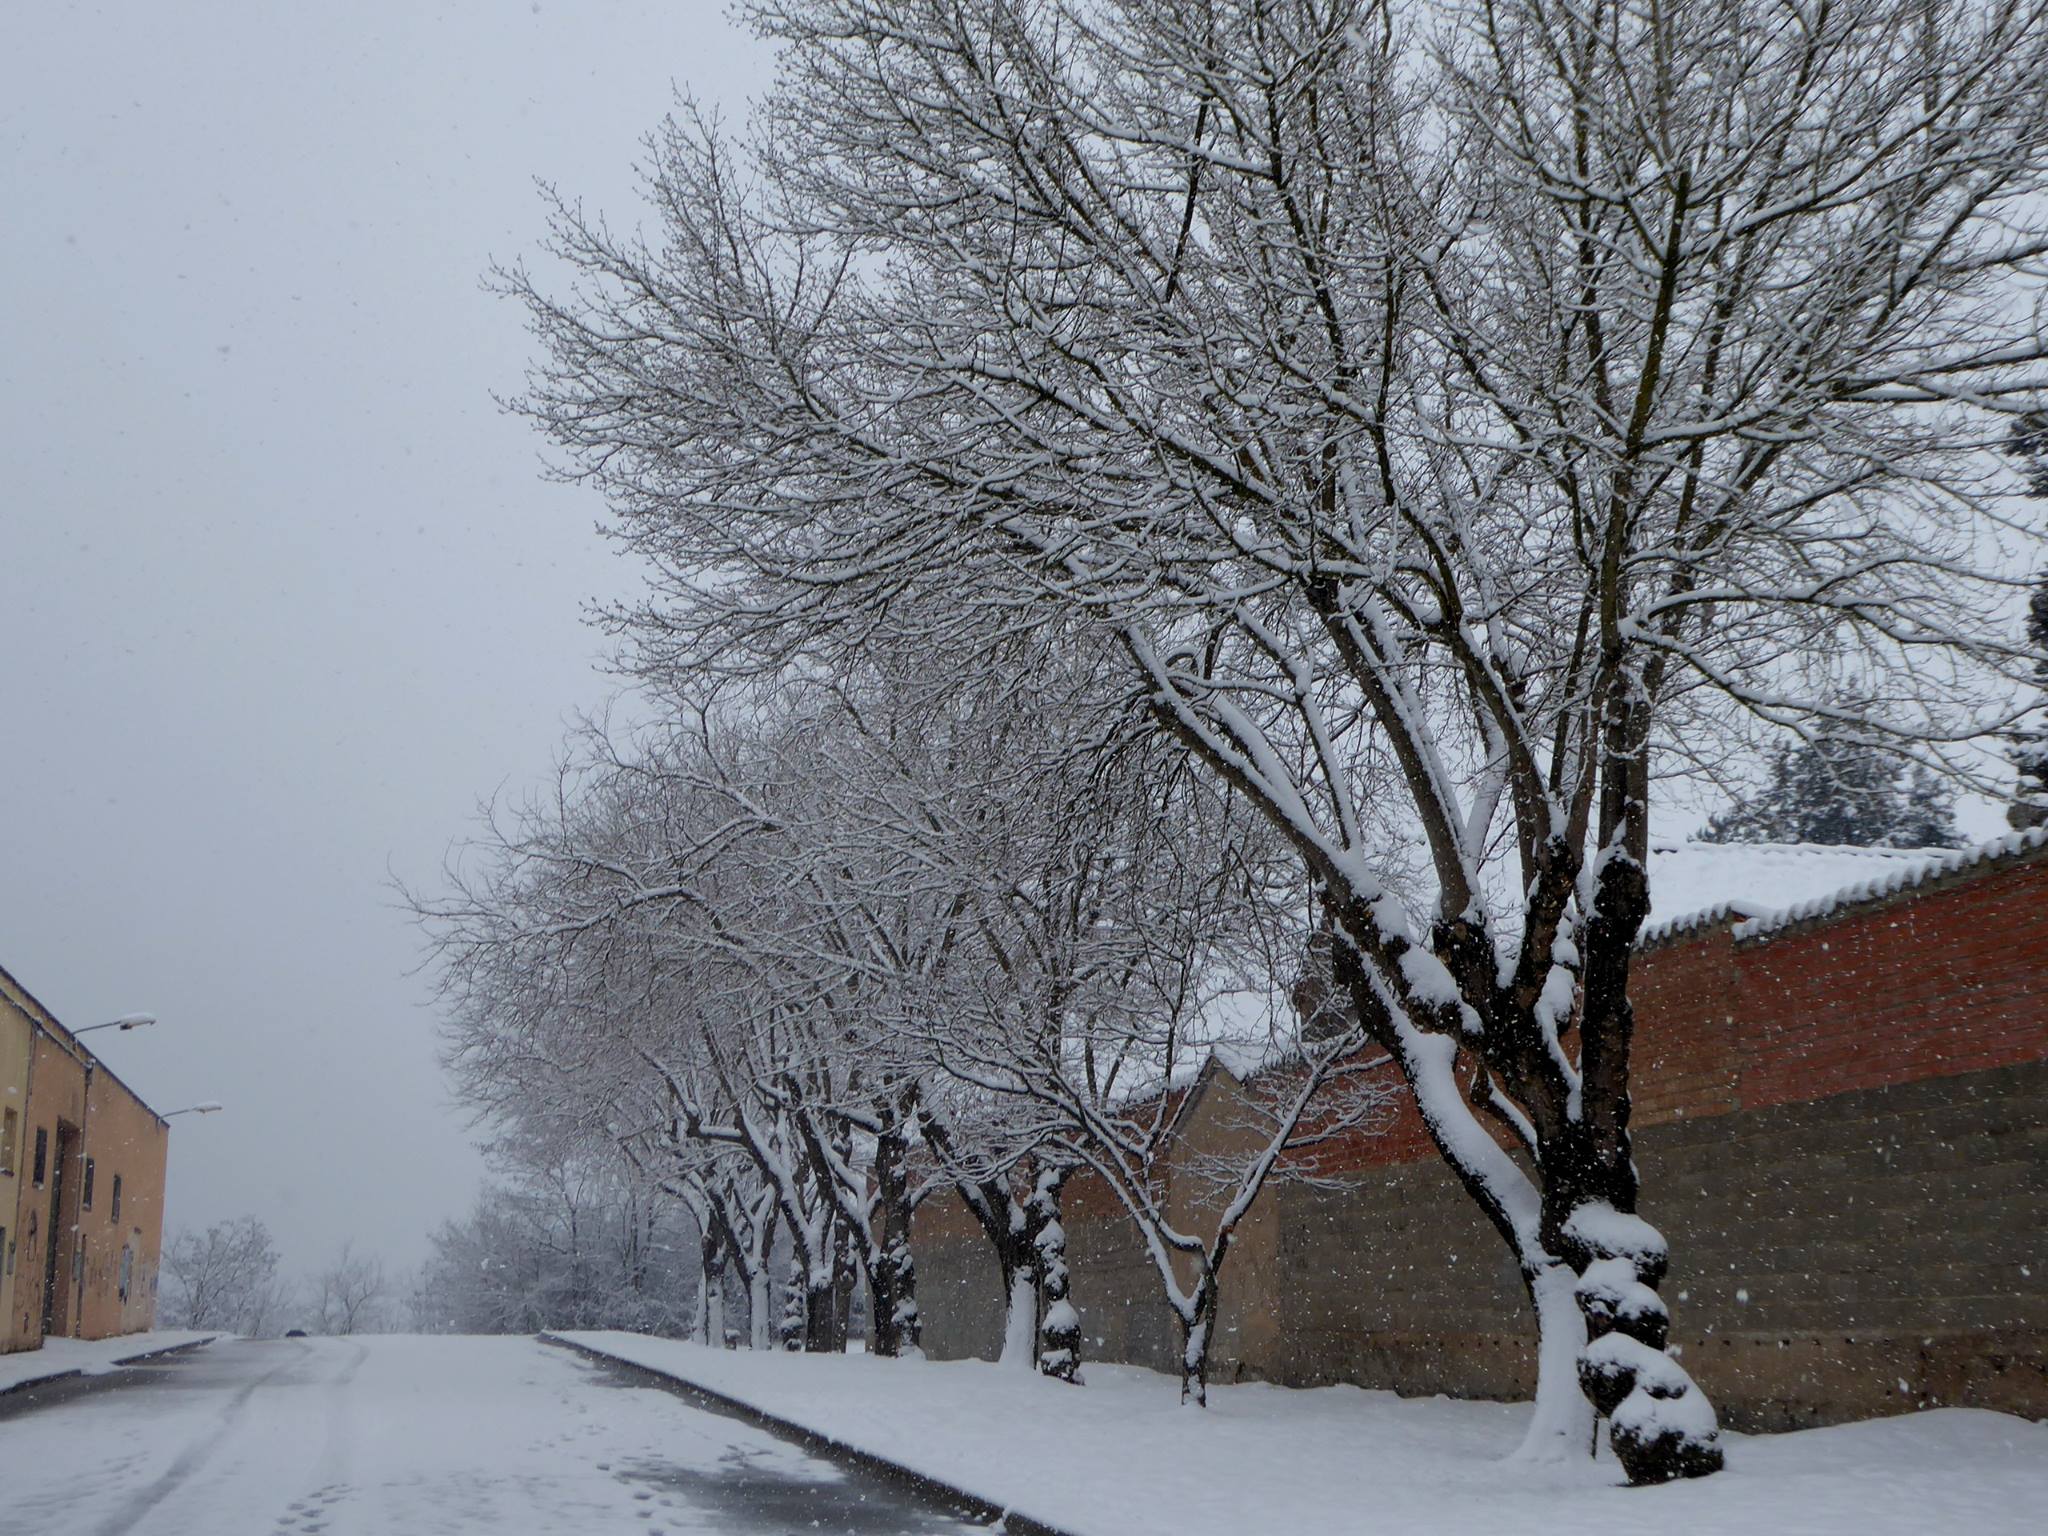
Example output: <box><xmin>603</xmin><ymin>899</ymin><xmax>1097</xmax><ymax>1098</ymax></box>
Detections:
<box><xmin>0</xmin><ymin>1335</ymin><xmax>980</xmax><ymax>1536</ymax></box>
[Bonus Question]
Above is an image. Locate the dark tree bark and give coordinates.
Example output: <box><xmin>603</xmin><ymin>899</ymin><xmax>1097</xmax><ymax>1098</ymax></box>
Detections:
<box><xmin>695</xmin><ymin>1210</ymin><xmax>729</xmax><ymax>1347</ymax></box>
<box><xmin>1026</xmin><ymin>1165</ymin><xmax>1080</xmax><ymax>1383</ymax></box>
<box><xmin>1326</xmin><ymin>786</ymin><xmax>1723</xmax><ymax>1486</ymax></box>
<box><xmin>867</xmin><ymin>1113</ymin><xmax>923</xmax><ymax>1357</ymax></box>
<box><xmin>1176</xmin><ymin>1269</ymin><xmax>1222</xmax><ymax>1408</ymax></box>
<box><xmin>779</xmin><ymin>1252</ymin><xmax>809</xmax><ymax>1352</ymax></box>
<box><xmin>827</xmin><ymin>1214</ymin><xmax>859</xmax><ymax>1352</ymax></box>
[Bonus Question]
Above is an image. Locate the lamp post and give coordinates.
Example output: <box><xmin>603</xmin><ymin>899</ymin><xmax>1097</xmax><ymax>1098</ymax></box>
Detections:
<box><xmin>162</xmin><ymin>1102</ymin><xmax>223</xmax><ymax>1118</ymax></box>
<box><xmin>74</xmin><ymin>1013</ymin><xmax>157</xmax><ymax>1036</ymax></box>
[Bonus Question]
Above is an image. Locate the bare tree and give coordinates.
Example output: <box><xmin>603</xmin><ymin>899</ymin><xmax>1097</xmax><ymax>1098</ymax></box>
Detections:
<box><xmin>415</xmin><ymin>1139</ymin><xmax>697</xmax><ymax>1337</ymax></box>
<box><xmin>315</xmin><ymin>1242</ymin><xmax>388</xmax><ymax>1336</ymax></box>
<box><xmin>508</xmin><ymin>0</ymin><xmax>2048</xmax><ymax>1483</ymax></box>
<box><xmin>909</xmin><ymin>731</ymin><xmax>1398</xmax><ymax>1404</ymax></box>
<box><xmin>417</xmin><ymin>716</ymin><xmax>897</xmax><ymax>1355</ymax></box>
<box><xmin>160</xmin><ymin>1216</ymin><xmax>285</xmax><ymax>1335</ymax></box>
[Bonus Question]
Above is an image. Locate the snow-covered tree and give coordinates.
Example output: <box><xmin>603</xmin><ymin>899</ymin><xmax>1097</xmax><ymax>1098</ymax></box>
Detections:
<box><xmin>2008</xmin><ymin>412</ymin><xmax>2048</xmax><ymax>828</ymax></box>
<box><xmin>654</xmin><ymin>1143</ymin><xmax>778</xmax><ymax>1349</ymax></box>
<box><xmin>904</xmin><ymin>726</ymin><xmax>1396</xmax><ymax>1404</ymax></box>
<box><xmin>2010</xmin><ymin>583</ymin><xmax>2048</xmax><ymax>829</ymax></box>
<box><xmin>417</xmin><ymin>705</ymin><xmax>945</xmax><ymax>1358</ymax></box>
<box><xmin>414</xmin><ymin>1141</ymin><xmax>696</xmax><ymax>1336</ymax></box>
<box><xmin>160</xmin><ymin>1216</ymin><xmax>288</xmax><ymax>1336</ymax></box>
<box><xmin>2011</xmin><ymin>412</ymin><xmax>2048</xmax><ymax>500</ymax></box>
<box><xmin>1700</xmin><ymin>731</ymin><xmax>1962</xmax><ymax>848</ymax></box>
<box><xmin>314</xmin><ymin>1242</ymin><xmax>388</xmax><ymax>1336</ymax></box>
<box><xmin>508</xmin><ymin>0</ymin><xmax>2048</xmax><ymax>1482</ymax></box>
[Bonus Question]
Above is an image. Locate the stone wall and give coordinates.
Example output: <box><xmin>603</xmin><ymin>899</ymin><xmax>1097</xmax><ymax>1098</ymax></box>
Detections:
<box><xmin>909</xmin><ymin>839</ymin><xmax>2048</xmax><ymax>1427</ymax></box>
<box><xmin>1267</xmin><ymin>1060</ymin><xmax>2048</xmax><ymax>1426</ymax></box>
<box><xmin>911</xmin><ymin>1194</ymin><xmax>1004</xmax><ymax>1362</ymax></box>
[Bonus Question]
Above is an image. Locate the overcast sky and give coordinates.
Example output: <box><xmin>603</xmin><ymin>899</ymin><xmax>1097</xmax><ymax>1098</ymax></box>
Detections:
<box><xmin>3</xmin><ymin>3</ymin><xmax>2026</xmax><ymax>1302</ymax></box>
<box><xmin>0</xmin><ymin>2</ymin><xmax>772</xmax><ymax>1278</ymax></box>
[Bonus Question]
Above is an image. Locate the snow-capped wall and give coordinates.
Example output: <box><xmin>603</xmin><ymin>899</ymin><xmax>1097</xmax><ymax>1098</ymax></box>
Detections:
<box><xmin>1637</xmin><ymin>836</ymin><xmax>2047</xmax><ymax>947</ymax></box>
<box><xmin>914</xmin><ymin>828</ymin><xmax>2048</xmax><ymax>1429</ymax></box>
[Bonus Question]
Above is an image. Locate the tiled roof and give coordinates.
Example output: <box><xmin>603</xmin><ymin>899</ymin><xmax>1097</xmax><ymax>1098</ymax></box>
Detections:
<box><xmin>1640</xmin><ymin>829</ymin><xmax>2048</xmax><ymax>948</ymax></box>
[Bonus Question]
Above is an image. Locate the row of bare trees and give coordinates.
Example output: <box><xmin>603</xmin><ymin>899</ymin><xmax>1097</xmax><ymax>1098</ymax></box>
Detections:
<box><xmin>418</xmin><ymin>649</ymin><xmax>1390</xmax><ymax>1398</ymax></box>
<box><xmin>428</xmin><ymin>0</ymin><xmax>2048</xmax><ymax>1487</ymax></box>
<box><xmin>412</xmin><ymin>1138</ymin><xmax>698</xmax><ymax>1337</ymax></box>
<box><xmin>159</xmin><ymin>1219</ymin><xmax>391</xmax><ymax>1337</ymax></box>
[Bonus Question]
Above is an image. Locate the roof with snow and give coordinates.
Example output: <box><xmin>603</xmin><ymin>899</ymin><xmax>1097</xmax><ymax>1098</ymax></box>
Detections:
<box><xmin>1642</xmin><ymin>827</ymin><xmax>2048</xmax><ymax>947</ymax></box>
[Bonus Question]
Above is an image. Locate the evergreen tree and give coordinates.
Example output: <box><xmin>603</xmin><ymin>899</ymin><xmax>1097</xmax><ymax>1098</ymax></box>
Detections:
<box><xmin>2008</xmin><ymin>411</ymin><xmax>2048</xmax><ymax>828</ymax></box>
<box><xmin>2010</xmin><ymin>411</ymin><xmax>2048</xmax><ymax>498</ymax></box>
<box><xmin>2010</xmin><ymin>583</ymin><xmax>2048</xmax><ymax>829</ymax></box>
<box><xmin>1703</xmin><ymin>732</ymin><xmax>1963</xmax><ymax>848</ymax></box>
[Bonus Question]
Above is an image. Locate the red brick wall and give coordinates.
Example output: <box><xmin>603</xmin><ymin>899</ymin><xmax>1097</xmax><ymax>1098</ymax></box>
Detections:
<box><xmin>913</xmin><ymin>843</ymin><xmax>2048</xmax><ymax>1423</ymax></box>
<box><xmin>1630</xmin><ymin>925</ymin><xmax>1745</xmax><ymax>1124</ymax></box>
<box><xmin>1307</xmin><ymin>842</ymin><xmax>2048</xmax><ymax>1169</ymax></box>
<box><xmin>1729</xmin><ymin>855</ymin><xmax>2048</xmax><ymax>1108</ymax></box>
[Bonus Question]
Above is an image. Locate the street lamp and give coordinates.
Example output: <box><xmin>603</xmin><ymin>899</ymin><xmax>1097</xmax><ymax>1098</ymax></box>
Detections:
<box><xmin>162</xmin><ymin>1102</ymin><xmax>223</xmax><ymax>1118</ymax></box>
<box><xmin>74</xmin><ymin>1013</ymin><xmax>157</xmax><ymax>1036</ymax></box>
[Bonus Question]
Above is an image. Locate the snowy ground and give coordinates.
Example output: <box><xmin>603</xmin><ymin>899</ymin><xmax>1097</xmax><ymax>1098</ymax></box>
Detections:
<box><xmin>0</xmin><ymin>1334</ymin><xmax>979</xmax><ymax>1535</ymax></box>
<box><xmin>561</xmin><ymin>1333</ymin><xmax>2048</xmax><ymax>1536</ymax></box>
<box><xmin>0</xmin><ymin>1329</ymin><xmax>218</xmax><ymax>1394</ymax></box>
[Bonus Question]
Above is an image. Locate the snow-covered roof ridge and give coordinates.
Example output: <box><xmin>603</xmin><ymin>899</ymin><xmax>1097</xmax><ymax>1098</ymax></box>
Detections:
<box><xmin>1730</xmin><ymin>825</ymin><xmax>2048</xmax><ymax>943</ymax></box>
<box><xmin>1636</xmin><ymin>897</ymin><xmax>1771</xmax><ymax>949</ymax></box>
<box><xmin>1636</xmin><ymin>827</ymin><xmax>2048</xmax><ymax>950</ymax></box>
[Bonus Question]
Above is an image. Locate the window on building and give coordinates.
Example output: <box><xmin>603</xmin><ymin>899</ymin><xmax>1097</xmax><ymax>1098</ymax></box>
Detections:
<box><xmin>32</xmin><ymin>1126</ymin><xmax>47</xmax><ymax>1186</ymax></box>
<box><xmin>119</xmin><ymin>1245</ymin><xmax>133</xmax><ymax>1304</ymax></box>
<box><xmin>82</xmin><ymin>1157</ymin><xmax>95</xmax><ymax>1209</ymax></box>
<box><xmin>112</xmin><ymin>1174</ymin><xmax>123</xmax><ymax>1222</ymax></box>
<box><xmin>0</xmin><ymin>1107</ymin><xmax>17</xmax><ymax>1174</ymax></box>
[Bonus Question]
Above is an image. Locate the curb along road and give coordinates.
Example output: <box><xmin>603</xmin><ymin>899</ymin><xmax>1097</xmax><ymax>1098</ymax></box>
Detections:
<box><xmin>538</xmin><ymin>1333</ymin><xmax>1080</xmax><ymax>1536</ymax></box>
<box><xmin>0</xmin><ymin>1333</ymin><xmax>220</xmax><ymax>1399</ymax></box>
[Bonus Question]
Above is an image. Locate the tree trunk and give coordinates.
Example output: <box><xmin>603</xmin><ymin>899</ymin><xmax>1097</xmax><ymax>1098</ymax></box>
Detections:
<box><xmin>798</xmin><ymin>1246</ymin><xmax>843</xmax><ymax>1354</ymax></box>
<box><xmin>1326</xmin><ymin>858</ymin><xmax>1721</xmax><ymax>1483</ymax></box>
<box><xmin>780</xmin><ymin>1254</ymin><xmax>808</xmax><ymax>1351</ymax></box>
<box><xmin>744</xmin><ymin>1199</ymin><xmax>775</xmax><ymax>1350</ymax></box>
<box><xmin>1509</xmin><ymin>1257</ymin><xmax>1596</xmax><ymax>1462</ymax></box>
<box><xmin>749</xmin><ymin>1266</ymin><xmax>773</xmax><ymax>1351</ymax></box>
<box><xmin>693</xmin><ymin>1222</ymin><xmax>725</xmax><ymax>1348</ymax></box>
<box><xmin>1324</xmin><ymin>919</ymin><xmax>1658</xmax><ymax>1472</ymax></box>
<box><xmin>1026</xmin><ymin>1169</ymin><xmax>1080</xmax><ymax>1383</ymax></box>
<box><xmin>828</xmin><ymin>1217</ymin><xmax>858</xmax><ymax>1352</ymax></box>
<box><xmin>867</xmin><ymin>1120</ymin><xmax>923</xmax><ymax>1358</ymax></box>
<box><xmin>703</xmin><ymin>1263</ymin><xmax>727</xmax><ymax>1349</ymax></box>
<box><xmin>803</xmin><ymin>1274</ymin><xmax>841</xmax><ymax>1352</ymax></box>
<box><xmin>1177</xmin><ymin>1271</ymin><xmax>1220</xmax><ymax>1408</ymax></box>
<box><xmin>998</xmin><ymin>1266</ymin><xmax>1038</xmax><ymax>1369</ymax></box>
<box><xmin>1559</xmin><ymin>824</ymin><xmax>1722</xmax><ymax>1483</ymax></box>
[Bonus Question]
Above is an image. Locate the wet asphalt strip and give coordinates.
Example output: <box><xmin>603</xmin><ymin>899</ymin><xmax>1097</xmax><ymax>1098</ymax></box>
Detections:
<box><xmin>547</xmin><ymin>1335</ymin><xmax>1076</xmax><ymax>1536</ymax></box>
<box><xmin>0</xmin><ymin>1338</ymin><xmax>219</xmax><ymax>1421</ymax></box>
<box><xmin>560</xmin><ymin>1342</ymin><xmax>999</xmax><ymax>1535</ymax></box>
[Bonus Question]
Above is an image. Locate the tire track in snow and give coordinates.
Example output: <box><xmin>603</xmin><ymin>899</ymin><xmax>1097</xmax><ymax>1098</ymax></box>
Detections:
<box><xmin>85</xmin><ymin>1343</ymin><xmax>314</xmax><ymax>1536</ymax></box>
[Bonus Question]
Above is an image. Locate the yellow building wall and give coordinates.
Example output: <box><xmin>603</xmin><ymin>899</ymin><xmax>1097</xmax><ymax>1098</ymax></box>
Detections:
<box><xmin>2</xmin><ymin>966</ymin><xmax>169</xmax><ymax>1350</ymax></box>
<box><xmin>75</xmin><ymin>1071</ymin><xmax>168</xmax><ymax>1338</ymax></box>
<box><xmin>10</xmin><ymin>1028</ymin><xmax>87</xmax><ymax>1349</ymax></box>
<box><xmin>0</xmin><ymin>1000</ymin><xmax>33</xmax><ymax>1353</ymax></box>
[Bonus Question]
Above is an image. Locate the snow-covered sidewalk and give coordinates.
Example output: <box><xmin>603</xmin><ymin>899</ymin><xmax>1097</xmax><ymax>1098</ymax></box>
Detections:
<box><xmin>555</xmin><ymin>1333</ymin><xmax>2048</xmax><ymax>1536</ymax></box>
<box><xmin>0</xmin><ymin>1330</ymin><xmax>218</xmax><ymax>1394</ymax></box>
